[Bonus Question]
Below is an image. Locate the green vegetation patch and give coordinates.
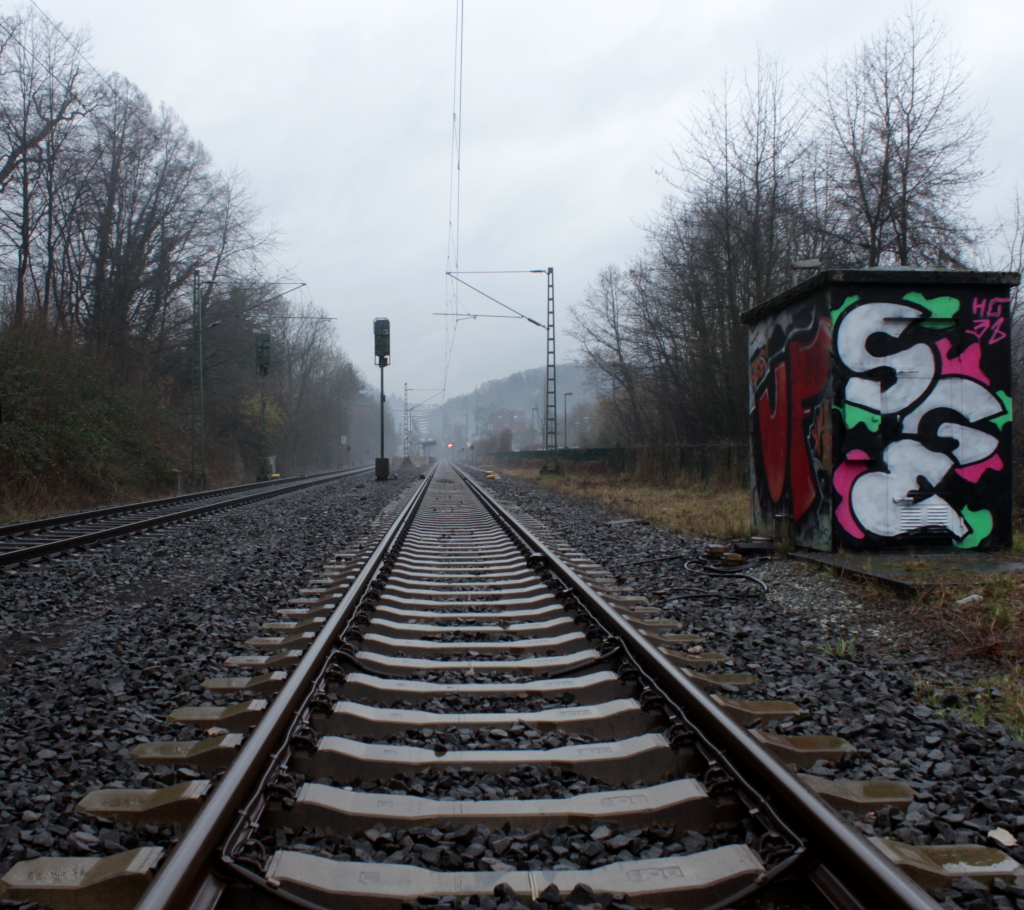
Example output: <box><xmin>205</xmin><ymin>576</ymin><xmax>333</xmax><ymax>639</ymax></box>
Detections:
<box><xmin>916</xmin><ymin>669</ymin><xmax>1024</xmax><ymax>741</ymax></box>
<box><xmin>0</xmin><ymin>331</ymin><xmax>173</xmax><ymax>519</ymax></box>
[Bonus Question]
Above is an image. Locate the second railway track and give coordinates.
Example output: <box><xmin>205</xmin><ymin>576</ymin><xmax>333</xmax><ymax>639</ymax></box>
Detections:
<box><xmin>2</xmin><ymin>462</ymin><xmax>1019</xmax><ymax>910</ymax></box>
<box><xmin>0</xmin><ymin>468</ymin><xmax>372</xmax><ymax>569</ymax></box>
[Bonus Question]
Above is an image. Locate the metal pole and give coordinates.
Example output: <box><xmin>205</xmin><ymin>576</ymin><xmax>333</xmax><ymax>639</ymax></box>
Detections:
<box><xmin>542</xmin><ymin>267</ymin><xmax>557</xmax><ymax>473</ymax></box>
<box><xmin>189</xmin><ymin>274</ymin><xmax>198</xmax><ymax>488</ymax></box>
<box><xmin>380</xmin><ymin>365</ymin><xmax>385</xmax><ymax>461</ymax></box>
<box><xmin>255</xmin><ymin>334</ymin><xmax>271</xmax><ymax>480</ymax></box>
<box><xmin>198</xmin><ymin>278</ymin><xmax>206</xmax><ymax>489</ymax></box>
<box><xmin>189</xmin><ymin>269</ymin><xmax>206</xmax><ymax>491</ymax></box>
<box><xmin>564</xmin><ymin>391</ymin><xmax>573</xmax><ymax>449</ymax></box>
<box><xmin>259</xmin><ymin>370</ymin><xmax>266</xmax><ymax>475</ymax></box>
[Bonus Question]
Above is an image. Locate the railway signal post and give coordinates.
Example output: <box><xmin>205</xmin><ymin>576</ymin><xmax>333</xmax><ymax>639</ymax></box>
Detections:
<box><xmin>373</xmin><ymin>317</ymin><xmax>391</xmax><ymax>480</ymax></box>
<box><xmin>255</xmin><ymin>333</ymin><xmax>272</xmax><ymax>480</ymax></box>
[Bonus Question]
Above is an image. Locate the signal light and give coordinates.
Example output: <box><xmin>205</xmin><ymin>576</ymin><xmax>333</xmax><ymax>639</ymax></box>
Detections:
<box><xmin>373</xmin><ymin>317</ymin><xmax>390</xmax><ymax>364</ymax></box>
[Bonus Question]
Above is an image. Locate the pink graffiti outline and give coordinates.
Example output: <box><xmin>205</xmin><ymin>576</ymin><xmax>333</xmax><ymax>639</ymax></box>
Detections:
<box><xmin>834</xmin><ymin>451</ymin><xmax>870</xmax><ymax>540</ymax></box>
<box><xmin>934</xmin><ymin>338</ymin><xmax>990</xmax><ymax>385</ymax></box>
<box><xmin>955</xmin><ymin>452</ymin><xmax>1004</xmax><ymax>483</ymax></box>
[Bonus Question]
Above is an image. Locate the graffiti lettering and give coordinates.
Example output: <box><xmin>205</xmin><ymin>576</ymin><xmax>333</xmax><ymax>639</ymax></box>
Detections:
<box><xmin>835</xmin><ymin>302</ymin><xmax>936</xmax><ymax>413</ymax></box>
<box><xmin>833</xmin><ymin>296</ymin><xmax>1009</xmax><ymax>546</ymax></box>
<box><xmin>972</xmin><ymin>297</ymin><xmax>1008</xmax><ymax>318</ymax></box>
<box><xmin>756</xmin><ymin>362</ymin><xmax>788</xmax><ymax>504</ymax></box>
<box><xmin>788</xmin><ymin>321</ymin><xmax>831</xmax><ymax>520</ymax></box>
<box><xmin>849</xmin><ymin>440</ymin><xmax>967</xmax><ymax>538</ymax></box>
<box><xmin>808</xmin><ymin>404</ymin><xmax>830</xmax><ymax>465</ymax></box>
<box><xmin>901</xmin><ymin>377</ymin><xmax>1002</xmax><ymax>434</ymax></box>
<box><xmin>749</xmin><ymin>310</ymin><xmax>832</xmax><ymax>548</ymax></box>
<box><xmin>967</xmin><ymin>297</ymin><xmax>1010</xmax><ymax>345</ymax></box>
<box><xmin>934</xmin><ymin>338</ymin><xmax>989</xmax><ymax>383</ymax></box>
<box><xmin>966</xmin><ymin>317</ymin><xmax>1008</xmax><ymax>345</ymax></box>
<box><xmin>749</xmin><ymin>346</ymin><xmax>768</xmax><ymax>387</ymax></box>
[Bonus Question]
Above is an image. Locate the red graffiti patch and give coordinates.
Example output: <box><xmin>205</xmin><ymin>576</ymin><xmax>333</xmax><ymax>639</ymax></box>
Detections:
<box><xmin>756</xmin><ymin>362</ymin><xmax>788</xmax><ymax>504</ymax></box>
<box><xmin>934</xmin><ymin>338</ymin><xmax>990</xmax><ymax>386</ymax></box>
<box><xmin>833</xmin><ymin>452</ymin><xmax>870</xmax><ymax>540</ymax></box>
<box><xmin>788</xmin><ymin>320</ymin><xmax>831</xmax><ymax>521</ymax></box>
<box><xmin>954</xmin><ymin>452</ymin><xmax>1004</xmax><ymax>483</ymax></box>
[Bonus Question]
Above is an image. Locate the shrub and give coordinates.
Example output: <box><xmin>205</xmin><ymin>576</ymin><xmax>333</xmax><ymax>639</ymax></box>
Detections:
<box><xmin>0</xmin><ymin>329</ymin><xmax>173</xmax><ymax>518</ymax></box>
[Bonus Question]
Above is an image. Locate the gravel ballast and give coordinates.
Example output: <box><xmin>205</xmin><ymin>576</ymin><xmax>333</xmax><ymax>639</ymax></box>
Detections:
<box><xmin>483</xmin><ymin>469</ymin><xmax>1024</xmax><ymax>910</ymax></box>
<box><xmin>268</xmin><ymin>815</ymin><xmax>740</xmax><ymax>874</ymax></box>
<box><xmin>5</xmin><ymin>465</ymin><xmax>1024</xmax><ymax>910</ymax></box>
<box><xmin>0</xmin><ymin>470</ymin><xmax>416</xmax><ymax>880</ymax></box>
<box><xmin>385</xmin><ymin>694</ymin><xmax>581</xmax><ymax>714</ymax></box>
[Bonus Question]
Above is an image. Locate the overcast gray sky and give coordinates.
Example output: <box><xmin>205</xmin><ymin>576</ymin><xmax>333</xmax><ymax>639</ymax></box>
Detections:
<box><xmin>37</xmin><ymin>0</ymin><xmax>1024</xmax><ymax>403</ymax></box>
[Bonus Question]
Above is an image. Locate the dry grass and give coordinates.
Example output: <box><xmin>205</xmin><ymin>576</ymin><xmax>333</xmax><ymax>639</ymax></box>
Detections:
<box><xmin>0</xmin><ymin>475</ymin><xmax>182</xmax><ymax>525</ymax></box>
<box><xmin>905</xmin><ymin>571</ymin><xmax>1024</xmax><ymax>660</ymax></box>
<box><xmin>917</xmin><ymin>666</ymin><xmax>1024</xmax><ymax>740</ymax></box>
<box><xmin>493</xmin><ymin>464</ymin><xmax>748</xmax><ymax>541</ymax></box>
<box><xmin>884</xmin><ymin>570</ymin><xmax>1024</xmax><ymax>737</ymax></box>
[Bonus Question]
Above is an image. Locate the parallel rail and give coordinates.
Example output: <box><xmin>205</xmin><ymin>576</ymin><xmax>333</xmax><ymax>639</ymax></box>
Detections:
<box><xmin>0</xmin><ymin>467</ymin><xmax>372</xmax><ymax>568</ymax></box>
<box><xmin>3</xmin><ymin>462</ymin><xmax>1013</xmax><ymax>909</ymax></box>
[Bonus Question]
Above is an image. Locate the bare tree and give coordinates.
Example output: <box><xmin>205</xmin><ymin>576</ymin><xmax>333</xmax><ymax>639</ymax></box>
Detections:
<box><xmin>810</xmin><ymin>4</ymin><xmax>986</xmax><ymax>266</ymax></box>
<box><xmin>0</xmin><ymin>8</ymin><xmax>90</xmax><ymax>325</ymax></box>
<box><xmin>571</xmin><ymin>10</ymin><xmax>995</xmax><ymax>454</ymax></box>
<box><xmin>572</xmin><ymin>54</ymin><xmax>802</xmax><ymax>447</ymax></box>
<box><xmin>997</xmin><ymin>189</ymin><xmax>1024</xmax><ymax>320</ymax></box>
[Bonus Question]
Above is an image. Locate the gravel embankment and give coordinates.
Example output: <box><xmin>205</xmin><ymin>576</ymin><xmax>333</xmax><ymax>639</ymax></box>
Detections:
<box><xmin>375</xmin><ymin>724</ymin><xmax>599</xmax><ymax>751</ymax></box>
<box><xmin>485</xmin><ymin>470</ymin><xmax>1024</xmax><ymax>910</ymax></box>
<box><xmin>271</xmin><ymin>815</ymin><xmax>736</xmax><ymax>873</ymax></box>
<box><xmin>0</xmin><ymin>470</ymin><xmax>416</xmax><ymax>881</ymax></box>
<box><xmin>384</xmin><ymin>693</ymin><xmax>580</xmax><ymax>713</ymax></box>
<box><xmin>5</xmin><ymin>465</ymin><xmax>1024</xmax><ymax>910</ymax></box>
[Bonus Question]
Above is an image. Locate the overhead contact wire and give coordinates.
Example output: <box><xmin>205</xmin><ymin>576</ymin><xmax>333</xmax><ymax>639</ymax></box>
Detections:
<box><xmin>442</xmin><ymin>0</ymin><xmax>466</xmax><ymax>400</ymax></box>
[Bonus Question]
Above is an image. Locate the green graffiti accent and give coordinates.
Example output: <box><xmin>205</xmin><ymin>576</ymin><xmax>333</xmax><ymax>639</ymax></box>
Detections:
<box><xmin>954</xmin><ymin>507</ymin><xmax>994</xmax><ymax>549</ymax></box>
<box><xmin>991</xmin><ymin>390</ymin><xmax>1012</xmax><ymax>431</ymax></box>
<box><xmin>831</xmin><ymin>294</ymin><xmax>860</xmax><ymax>324</ymax></box>
<box><xmin>834</xmin><ymin>403</ymin><xmax>881</xmax><ymax>432</ymax></box>
<box><xmin>902</xmin><ymin>291</ymin><xmax>960</xmax><ymax>319</ymax></box>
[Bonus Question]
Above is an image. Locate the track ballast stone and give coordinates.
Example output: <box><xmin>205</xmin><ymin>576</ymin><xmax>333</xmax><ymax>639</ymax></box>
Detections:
<box><xmin>483</xmin><ymin>469</ymin><xmax>1024</xmax><ymax>910</ymax></box>
<box><xmin>0</xmin><ymin>472</ymin><xmax>415</xmax><ymax>883</ymax></box>
<box><xmin>5</xmin><ymin>464</ymin><xmax>1024</xmax><ymax>909</ymax></box>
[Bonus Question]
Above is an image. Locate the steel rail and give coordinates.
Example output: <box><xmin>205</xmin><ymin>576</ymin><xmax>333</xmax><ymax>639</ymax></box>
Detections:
<box><xmin>0</xmin><ymin>474</ymin><xmax>335</xmax><ymax>537</ymax></box>
<box><xmin>133</xmin><ymin>463</ymin><xmax>438</xmax><ymax>910</ymax></box>
<box><xmin>453</xmin><ymin>463</ymin><xmax>939</xmax><ymax>910</ymax></box>
<box><xmin>0</xmin><ymin>468</ymin><xmax>374</xmax><ymax>538</ymax></box>
<box><xmin>0</xmin><ymin>467</ymin><xmax>373</xmax><ymax>568</ymax></box>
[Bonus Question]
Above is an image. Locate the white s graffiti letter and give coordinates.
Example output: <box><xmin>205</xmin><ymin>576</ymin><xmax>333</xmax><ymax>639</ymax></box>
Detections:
<box><xmin>836</xmin><ymin>303</ymin><xmax>935</xmax><ymax>414</ymax></box>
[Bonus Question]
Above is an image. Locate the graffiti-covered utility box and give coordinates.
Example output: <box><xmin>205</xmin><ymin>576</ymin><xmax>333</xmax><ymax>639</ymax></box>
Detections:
<box><xmin>743</xmin><ymin>269</ymin><xmax>1019</xmax><ymax>552</ymax></box>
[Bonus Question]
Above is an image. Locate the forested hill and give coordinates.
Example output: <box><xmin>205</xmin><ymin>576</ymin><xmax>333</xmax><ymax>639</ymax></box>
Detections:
<box><xmin>443</xmin><ymin>364</ymin><xmax>593</xmax><ymax>416</ymax></box>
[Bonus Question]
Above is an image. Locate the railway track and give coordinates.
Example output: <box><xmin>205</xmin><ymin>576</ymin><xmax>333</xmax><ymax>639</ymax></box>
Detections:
<box><xmin>0</xmin><ymin>468</ymin><xmax>372</xmax><ymax>569</ymax></box>
<box><xmin>1</xmin><ymin>462</ymin><xmax>1019</xmax><ymax>910</ymax></box>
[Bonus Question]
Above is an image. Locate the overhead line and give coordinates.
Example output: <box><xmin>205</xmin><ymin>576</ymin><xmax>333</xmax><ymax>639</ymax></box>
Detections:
<box><xmin>431</xmin><ymin>312</ymin><xmax>523</xmax><ymax>319</ymax></box>
<box><xmin>442</xmin><ymin>0</ymin><xmax>467</xmax><ymax>400</ymax></box>
<box><xmin>445</xmin><ymin>273</ymin><xmax>543</xmax><ymax>327</ymax></box>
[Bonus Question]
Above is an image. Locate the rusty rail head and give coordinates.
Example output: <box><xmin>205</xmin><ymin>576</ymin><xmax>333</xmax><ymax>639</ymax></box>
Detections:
<box><xmin>134</xmin><ymin>467</ymin><xmax>436</xmax><ymax>910</ymax></box>
<box><xmin>454</xmin><ymin>464</ymin><xmax>940</xmax><ymax>910</ymax></box>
